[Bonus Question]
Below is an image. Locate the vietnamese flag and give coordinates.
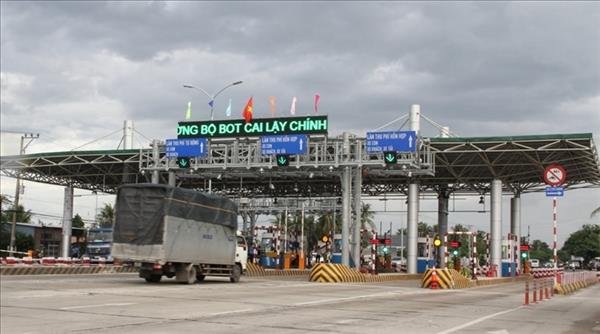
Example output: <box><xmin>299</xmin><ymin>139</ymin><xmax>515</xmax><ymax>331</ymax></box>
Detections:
<box><xmin>243</xmin><ymin>96</ymin><xmax>253</xmax><ymax>123</ymax></box>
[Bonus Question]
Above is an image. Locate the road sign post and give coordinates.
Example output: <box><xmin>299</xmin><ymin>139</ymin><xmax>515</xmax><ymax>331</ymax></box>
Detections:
<box><xmin>543</xmin><ymin>164</ymin><xmax>566</xmax><ymax>272</ymax></box>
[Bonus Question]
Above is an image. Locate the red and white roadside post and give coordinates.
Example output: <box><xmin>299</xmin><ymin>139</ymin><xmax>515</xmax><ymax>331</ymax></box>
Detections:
<box><xmin>543</xmin><ymin>164</ymin><xmax>566</xmax><ymax>286</ymax></box>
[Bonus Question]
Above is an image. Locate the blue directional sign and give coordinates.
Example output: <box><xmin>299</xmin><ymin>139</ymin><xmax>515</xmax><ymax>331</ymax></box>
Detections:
<box><xmin>165</xmin><ymin>138</ymin><xmax>208</xmax><ymax>158</ymax></box>
<box><xmin>261</xmin><ymin>135</ymin><xmax>308</xmax><ymax>155</ymax></box>
<box><xmin>545</xmin><ymin>186</ymin><xmax>564</xmax><ymax>197</ymax></box>
<box><xmin>366</xmin><ymin>131</ymin><xmax>417</xmax><ymax>153</ymax></box>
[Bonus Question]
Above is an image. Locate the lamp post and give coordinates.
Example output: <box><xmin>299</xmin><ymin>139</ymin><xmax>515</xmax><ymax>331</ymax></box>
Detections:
<box><xmin>183</xmin><ymin>81</ymin><xmax>243</xmax><ymax>120</ymax></box>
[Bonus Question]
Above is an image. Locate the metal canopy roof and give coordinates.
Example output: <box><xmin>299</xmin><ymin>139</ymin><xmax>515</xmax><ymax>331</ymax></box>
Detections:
<box><xmin>1</xmin><ymin>132</ymin><xmax>598</xmax><ymax>196</ymax></box>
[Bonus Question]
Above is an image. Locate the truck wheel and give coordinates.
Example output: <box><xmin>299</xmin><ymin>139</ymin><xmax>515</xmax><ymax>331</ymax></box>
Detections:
<box><xmin>176</xmin><ymin>264</ymin><xmax>197</xmax><ymax>284</ymax></box>
<box><xmin>145</xmin><ymin>274</ymin><xmax>161</xmax><ymax>283</ymax></box>
<box><xmin>230</xmin><ymin>264</ymin><xmax>241</xmax><ymax>283</ymax></box>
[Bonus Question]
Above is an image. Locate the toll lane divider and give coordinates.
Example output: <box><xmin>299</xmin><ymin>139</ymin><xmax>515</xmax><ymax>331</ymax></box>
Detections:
<box><xmin>245</xmin><ymin>263</ymin><xmax>311</xmax><ymax>277</ymax></box>
<box><xmin>422</xmin><ymin>268</ymin><xmax>453</xmax><ymax>289</ymax></box>
<box><xmin>555</xmin><ymin>271</ymin><xmax>597</xmax><ymax>295</ymax></box>
<box><xmin>308</xmin><ymin>264</ymin><xmax>423</xmax><ymax>283</ymax></box>
<box><xmin>0</xmin><ymin>265</ymin><xmax>137</xmax><ymax>276</ymax></box>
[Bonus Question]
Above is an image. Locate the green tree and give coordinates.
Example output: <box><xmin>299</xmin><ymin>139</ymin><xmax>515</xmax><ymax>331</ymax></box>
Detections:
<box><xmin>529</xmin><ymin>239</ymin><xmax>553</xmax><ymax>262</ymax></box>
<box><xmin>1</xmin><ymin>204</ymin><xmax>32</xmax><ymax>224</ymax></box>
<box><xmin>96</xmin><ymin>203</ymin><xmax>114</xmax><ymax>228</ymax></box>
<box><xmin>560</xmin><ymin>224</ymin><xmax>600</xmax><ymax>263</ymax></box>
<box><xmin>72</xmin><ymin>213</ymin><xmax>85</xmax><ymax>228</ymax></box>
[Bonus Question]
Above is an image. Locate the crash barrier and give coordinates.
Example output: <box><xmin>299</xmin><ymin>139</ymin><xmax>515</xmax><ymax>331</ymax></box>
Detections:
<box><xmin>310</xmin><ymin>263</ymin><xmax>366</xmax><ymax>283</ymax></box>
<box><xmin>1</xmin><ymin>256</ymin><xmax>102</xmax><ymax>266</ymax></box>
<box><xmin>421</xmin><ymin>268</ymin><xmax>453</xmax><ymax>289</ymax></box>
<box><xmin>245</xmin><ymin>263</ymin><xmax>310</xmax><ymax>277</ymax></box>
<box><xmin>309</xmin><ymin>263</ymin><xmax>423</xmax><ymax>283</ymax></box>
<box><xmin>523</xmin><ymin>277</ymin><xmax>554</xmax><ymax>305</ymax></box>
<box><xmin>555</xmin><ymin>271</ymin><xmax>597</xmax><ymax>295</ymax></box>
<box><xmin>0</xmin><ymin>265</ymin><xmax>136</xmax><ymax>276</ymax></box>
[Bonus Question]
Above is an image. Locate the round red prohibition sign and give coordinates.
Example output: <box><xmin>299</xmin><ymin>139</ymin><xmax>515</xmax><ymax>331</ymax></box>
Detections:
<box><xmin>544</xmin><ymin>164</ymin><xmax>567</xmax><ymax>186</ymax></box>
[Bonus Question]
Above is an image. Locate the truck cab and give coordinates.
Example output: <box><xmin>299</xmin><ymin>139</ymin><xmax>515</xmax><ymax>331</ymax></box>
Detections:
<box><xmin>236</xmin><ymin>234</ymin><xmax>248</xmax><ymax>273</ymax></box>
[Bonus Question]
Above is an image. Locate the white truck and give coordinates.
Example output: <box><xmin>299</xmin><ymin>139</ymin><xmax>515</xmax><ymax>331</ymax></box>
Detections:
<box><xmin>112</xmin><ymin>184</ymin><xmax>247</xmax><ymax>284</ymax></box>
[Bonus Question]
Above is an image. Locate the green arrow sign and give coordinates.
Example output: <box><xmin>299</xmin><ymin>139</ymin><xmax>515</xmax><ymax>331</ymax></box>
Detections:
<box><xmin>177</xmin><ymin>157</ymin><xmax>190</xmax><ymax>169</ymax></box>
<box><xmin>384</xmin><ymin>151</ymin><xmax>397</xmax><ymax>164</ymax></box>
<box><xmin>276</xmin><ymin>154</ymin><xmax>289</xmax><ymax>167</ymax></box>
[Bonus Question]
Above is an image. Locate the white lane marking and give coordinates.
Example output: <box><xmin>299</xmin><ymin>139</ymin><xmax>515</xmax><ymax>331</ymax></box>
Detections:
<box><xmin>60</xmin><ymin>302</ymin><xmax>136</xmax><ymax>310</ymax></box>
<box><xmin>208</xmin><ymin>308</ymin><xmax>255</xmax><ymax>316</ymax></box>
<box><xmin>487</xmin><ymin>330</ymin><xmax>510</xmax><ymax>334</ymax></box>
<box><xmin>292</xmin><ymin>290</ymin><xmax>416</xmax><ymax>306</ymax></box>
<box><xmin>435</xmin><ymin>306</ymin><xmax>523</xmax><ymax>334</ymax></box>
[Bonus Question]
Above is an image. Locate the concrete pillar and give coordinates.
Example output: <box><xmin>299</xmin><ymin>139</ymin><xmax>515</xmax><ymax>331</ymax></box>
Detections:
<box><xmin>353</xmin><ymin>167</ymin><xmax>362</xmax><ymax>268</ymax></box>
<box><xmin>437</xmin><ymin>188</ymin><xmax>450</xmax><ymax>268</ymax></box>
<box><xmin>510</xmin><ymin>194</ymin><xmax>521</xmax><ymax>271</ymax></box>
<box><xmin>341</xmin><ymin>166</ymin><xmax>351</xmax><ymax>266</ymax></box>
<box><xmin>490</xmin><ymin>179</ymin><xmax>502</xmax><ymax>277</ymax></box>
<box><xmin>61</xmin><ymin>185</ymin><xmax>74</xmax><ymax>258</ymax></box>
<box><xmin>407</xmin><ymin>182</ymin><xmax>419</xmax><ymax>274</ymax></box>
<box><xmin>151</xmin><ymin>139</ymin><xmax>160</xmax><ymax>184</ymax></box>
<box><xmin>123</xmin><ymin>120</ymin><xmax>134</xmax><ymax>149</ymax></box>
<box><xmin>409</xmin><ymin>104</ymin><xmax>421</xmax><ymax>134</ymax></box>
<box><xmin>168</xmin><ymin>172</ymin><xmax>176</xmax><ymax>187</ymax></box>
<box><xmin>440</xmin><ymin>126</ymin><xmax>450</xmax><ymax>138</ymax></box>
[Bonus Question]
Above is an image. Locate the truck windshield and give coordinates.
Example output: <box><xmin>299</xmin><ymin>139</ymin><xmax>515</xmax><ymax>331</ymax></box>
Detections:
<box><xmin>89</xmin><ymin>230</ymin><xmax>112</xmax><ymax>242</ymax></box>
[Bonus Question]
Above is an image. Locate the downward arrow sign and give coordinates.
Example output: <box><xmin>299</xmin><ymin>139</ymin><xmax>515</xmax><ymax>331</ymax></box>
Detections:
<box><xmin>386</xmin><ymin>154</ymin><xmax>395</xmax><ymax>162</ymax></box>
<box><xmin>278</xmin><ymin>156</ymin><xmax>287</xmax><ymax>164</ymax></box>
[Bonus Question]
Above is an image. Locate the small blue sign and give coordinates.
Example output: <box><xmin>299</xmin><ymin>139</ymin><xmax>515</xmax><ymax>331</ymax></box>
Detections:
<box><xmin>366</xmin><ymin>131</ymin><xmax>417</xmax><ymax>153</ymax></box>
<box><xmin>261</xmin><ymin>135</ymin><xmax>308</xmax><ymax>155</ymax></box>
<box><xmin>545</xmin><ymin>186</ymin><xmax>564</xmax><ymax>197</ymax></box>
<box><xmin>165</xmin><ymin>138</ymin><xmax>208</xmax><ymax>158</ymax></box>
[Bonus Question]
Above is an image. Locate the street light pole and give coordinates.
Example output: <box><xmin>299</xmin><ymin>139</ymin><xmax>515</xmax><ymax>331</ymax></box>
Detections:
<box><xmin>183</xmin><ymin>81</ymin><xmax>243</xmax><ymax>120</ymax></box>
<box><xmin>9</xmin><ymin>133</ymin><xmax>39</xmax><ymax>256</ymax></box>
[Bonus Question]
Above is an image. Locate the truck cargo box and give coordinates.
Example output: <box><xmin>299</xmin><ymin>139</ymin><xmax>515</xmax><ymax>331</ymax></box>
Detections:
<box><xmin>112</xmin><ymin>184</ymin><xmax>238</xmax><ymax>265</ymax></box>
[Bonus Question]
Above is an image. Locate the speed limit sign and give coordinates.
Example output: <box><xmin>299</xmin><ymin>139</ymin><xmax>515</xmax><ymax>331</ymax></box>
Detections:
<box><xmin>544</xmin><ymin>164</ymin><xmax>566</xmax><ymax>186</ymax></box>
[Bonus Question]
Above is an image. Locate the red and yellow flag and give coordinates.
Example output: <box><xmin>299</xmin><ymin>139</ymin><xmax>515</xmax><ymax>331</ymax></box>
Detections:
<box><xmin>243</xmin><ymin>97</ymin><xmax>253</xmax><ymax>123</ymax></box>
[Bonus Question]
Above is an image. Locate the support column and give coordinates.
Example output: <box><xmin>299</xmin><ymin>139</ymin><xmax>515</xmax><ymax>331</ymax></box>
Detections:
<box><xmin>61</xmin><ymin>185</ymin><xmax>74</xmax><ymax>258</ymax></box>
<box><xmin>353</xmin><ymin>167</ymin><xmax>362</xmax><ymax>268</ymax></box>
<box><xmin>168</xmin><ymin>172</ymin><xmax>176</xmax><ymax>187</ymax></box>
<box><xmin>123</xmin><ymin>120</ymin><xmax>134</xmax><ymax>149</ymax></box>
<box><xmin>341</xmin><ymin>166</ymin><xmax>351</xmax><ymax>266</ymax></box>
<box><xmin>407</xmin><ymin>182</ymin><xmax>419</xmax><ymax>274</ymax></box>
<box><xmin>151</xmin><ymin>139</ymin><xmax>160</xmax><ymax>184</ymax></box>
<box><xmin>490</xmin><ymin>179</ymin><xmax>503</xmax><ymax>277</ymax></box>
<box><xmin>438</xmin><ymin>188</ymin><xmax>450</xmax><ymax>268</ymax></box>
<box><xmin>511</xmin><ymin>194</ymin><xmax>521</xmax><ymax>271</ymax></box>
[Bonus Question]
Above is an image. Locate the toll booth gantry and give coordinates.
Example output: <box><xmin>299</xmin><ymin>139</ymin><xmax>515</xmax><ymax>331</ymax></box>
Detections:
<box><xmin>2</xmin><ymin>105</ymin><xmax>599</xmax><ymax>276</ymax></box>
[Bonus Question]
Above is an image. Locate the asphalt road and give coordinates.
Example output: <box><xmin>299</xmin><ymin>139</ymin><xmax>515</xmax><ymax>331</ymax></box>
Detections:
<box><xmin>1</xmin><ymin>273</ymin><xmax>598</xmax><ymax>334</ymax></box>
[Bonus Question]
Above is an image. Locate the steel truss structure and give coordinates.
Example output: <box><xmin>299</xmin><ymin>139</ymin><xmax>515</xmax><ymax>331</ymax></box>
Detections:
<box><xmin>2</xmin><ymin>133</ymin><xmax>598</xmax><ymax>197</ymax></box>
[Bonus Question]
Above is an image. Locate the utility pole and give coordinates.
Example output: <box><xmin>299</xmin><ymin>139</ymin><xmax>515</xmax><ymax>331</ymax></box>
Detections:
<box><xmin>10</xmin><ymin>133</ymin><xmax>39</xmax><ymax>256</ymax></box>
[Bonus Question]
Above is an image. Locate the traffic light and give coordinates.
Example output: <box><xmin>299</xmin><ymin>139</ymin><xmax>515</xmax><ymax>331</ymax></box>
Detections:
<box><xmin>383</xmin><ymin>151</ymin><xmax>397</xmax><ymax>165</ymax></box>
<box><xmin>177</xmin><ymin>157</ymin><xmax>190</xmax><ymax>169</ymax></box>
<box><xmin>383</xmin><ymin>246</ymin><xmax>389</xmax><ymax>254</ymax></box>
<box><xmin>453</xmin><ymin>250</ymin><xmax>458</xmax><ymax>256</ymax></box>
<box><xmin>521</xmin><ymin>252</ymin><xmax>528</xmax><ymax>259</ymax></box>
<box><xmin>321</xmin><ymin>235</ymin><xmax>329</xmax><ymax>243</ymax></box>
<box><xmin>433</xmin><ymin>237</ymin><xmax>442</xmax><ymax>248</ymax></box>
<box><xmin>449</xmin><ymin>241</ymin><xmax>461</xmax><ymax>248</ymax></box>
<box><xmin>276</xmin><ymin>154</ymin><xmax>289</xmax><ymax>167</ymax></box>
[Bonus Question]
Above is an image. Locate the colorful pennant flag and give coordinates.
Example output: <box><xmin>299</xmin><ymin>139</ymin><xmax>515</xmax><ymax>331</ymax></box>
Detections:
<box><xmin>290</xmin><ymin>96</ymin><xmax>297</xmax><ymax>115</ymax></box>
<box><xmin>269</xmin><ymin>96</ymin><xmax>276</xmax><ymax>115</ymax></box>
<box><xmin>243</xmin><ymin>97</ymin><xmax>253</xmax><ymax>123</ymax></box>
<box><xmin>225</xmin><ymin>98</ymin><xmax>232</xmax><ymax>117</ymax></box>
<box><xmin>314</xmin><ymin>94</ymin><xmax>320</xmax><ymax>113</ymax></box>
<box><xmin>185</xmin><ymin>101</ymin><xmax>192</xmax><ymax>120</ymax></box>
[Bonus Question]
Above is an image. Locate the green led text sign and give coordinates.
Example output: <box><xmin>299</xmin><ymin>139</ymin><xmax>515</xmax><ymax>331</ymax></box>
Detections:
<box><xmin>177</xmin><ymin>116</ymin><xmax>328</xmax><ymax>139</ymax></box>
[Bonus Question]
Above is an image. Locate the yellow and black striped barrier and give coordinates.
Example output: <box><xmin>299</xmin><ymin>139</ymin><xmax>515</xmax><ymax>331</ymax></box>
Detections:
<box><xmin>0</xmin><ymin>265</ymin><xmax>137</xmax><ymax>276</ymax></box>
<box><xmin>245</xmin><ymin>263</ymin><xmax>310</xmax><ymax>277</ymax></box>
<box><xmin>309</xmin><ymin>263</ymin><xmax>366</xmax><ymax>283</ymax></box>
<box><xmin>421</xmin><ymin>268</ymin><xmax>454</xmax><ymax>289</ymax></box>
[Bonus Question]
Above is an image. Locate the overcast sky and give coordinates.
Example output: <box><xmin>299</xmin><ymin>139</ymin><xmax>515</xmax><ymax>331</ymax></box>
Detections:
<box><xmin>1</xmin><ymin>1</ymin><xmax>599</xmax><ymax>247</ymax></box>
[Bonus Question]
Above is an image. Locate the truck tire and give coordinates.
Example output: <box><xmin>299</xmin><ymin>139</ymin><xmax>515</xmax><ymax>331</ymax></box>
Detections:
<box><xmin>176</xmin><ymin>264</ymin><xmax>197</xmax><ymax>284</ymax></box>
<box><xmin>230</xmin><ymin>264</ymin><xmax>241</xmax><ymax>283</ymax></box>
<box><xmin>145</xmin><ymin>274</ymin><xmax>161</xmax><ymax>283</ymax></box>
